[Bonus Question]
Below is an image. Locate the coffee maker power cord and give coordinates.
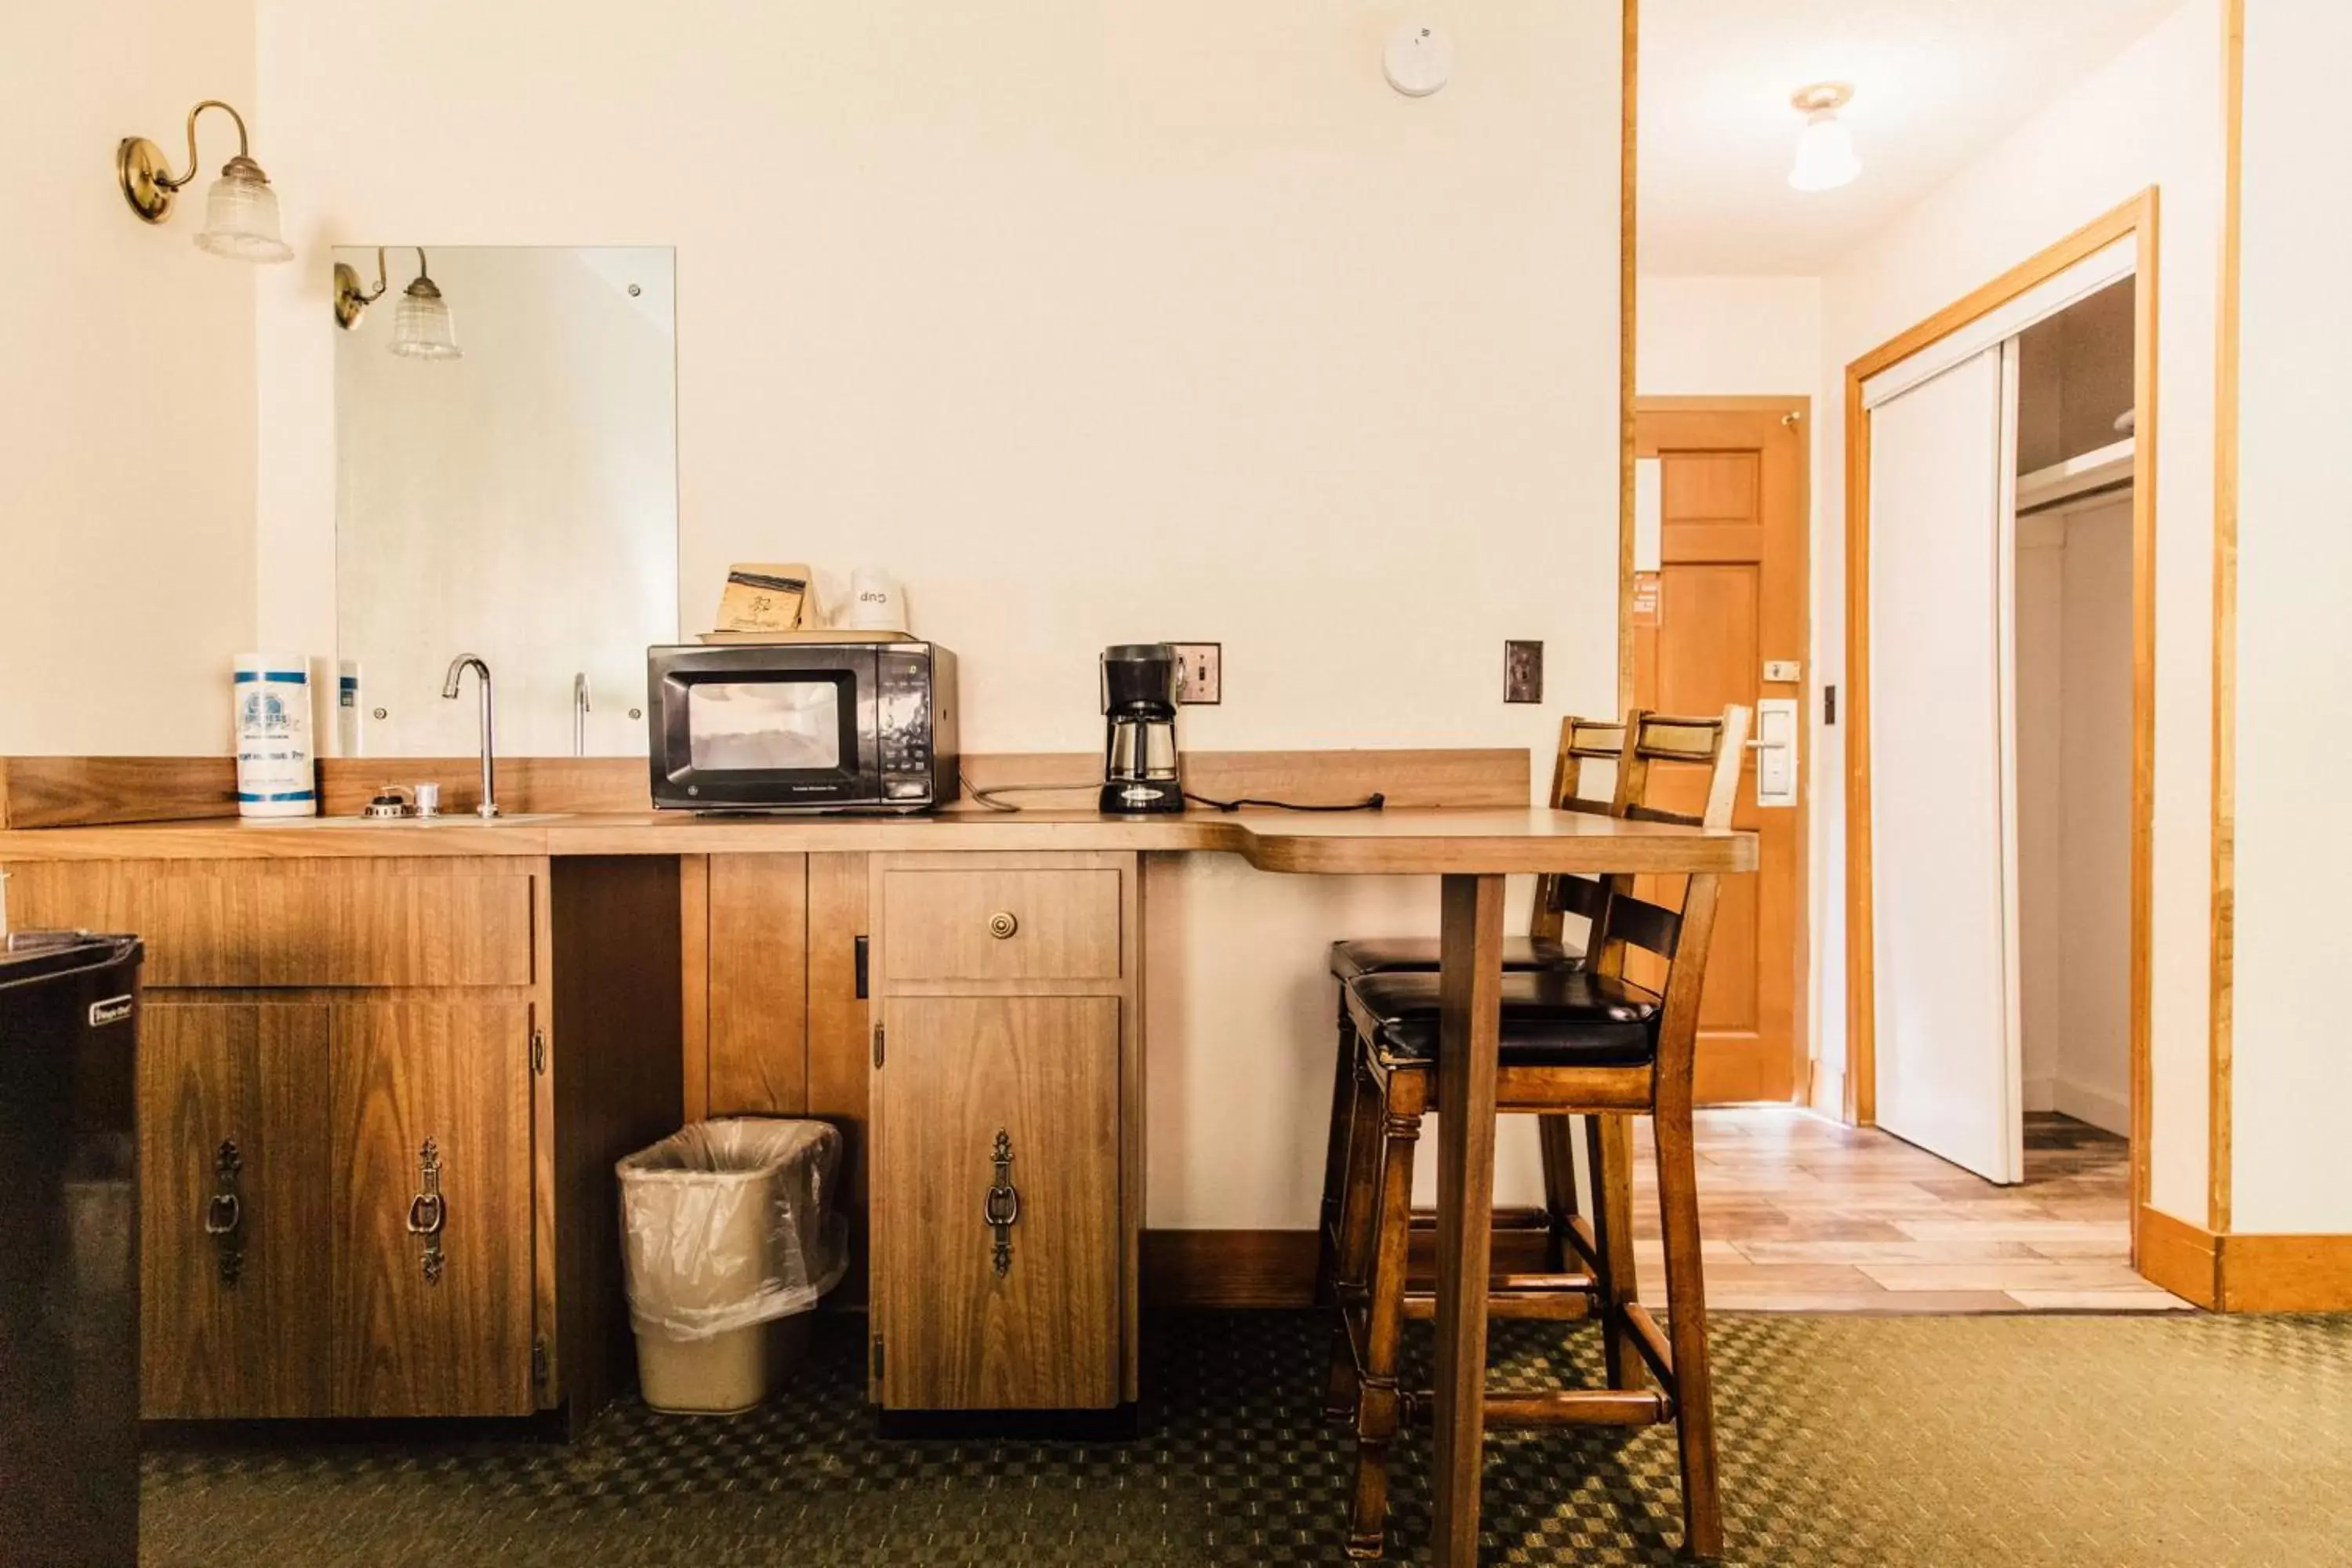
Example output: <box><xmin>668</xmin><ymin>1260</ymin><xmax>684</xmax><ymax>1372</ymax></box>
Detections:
<box><xmin>958</xmin><ymin>774</ymin><xmax>1384</xmax><ymax>814</ymax></box>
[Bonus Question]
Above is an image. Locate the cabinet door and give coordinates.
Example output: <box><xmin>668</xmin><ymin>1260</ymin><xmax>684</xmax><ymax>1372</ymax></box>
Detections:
<box><xmin>139</xmin><ymin>1005</ymin><xmax>331</xmax><ymax>1418</ymax></box>
<box><xmin>875</xmin><ymin>996</ymin><xmax>1121</xmax><ymax>1410</ymax></box>
<box><xmin>330</xmin><ymin>1002</ymin><xmax>535</xmax><ymax>1417</ymax></box>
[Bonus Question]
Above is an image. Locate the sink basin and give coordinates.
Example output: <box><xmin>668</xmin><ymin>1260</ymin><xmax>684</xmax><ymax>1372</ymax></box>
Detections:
<box><xmin>294</xmin><ymin>812</ymin><xmax>565</xmax><ymax>827</ymax></box>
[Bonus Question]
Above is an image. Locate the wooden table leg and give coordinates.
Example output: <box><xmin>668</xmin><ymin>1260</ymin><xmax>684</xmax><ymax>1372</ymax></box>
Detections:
<box><xmin>1432</xmin><ymin>872</ymin><xmax>1505</xmax><ymax>1565</ymax></box>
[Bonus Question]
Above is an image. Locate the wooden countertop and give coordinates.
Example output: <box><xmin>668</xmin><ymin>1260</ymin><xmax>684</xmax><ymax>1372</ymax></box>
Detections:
<box><xmin>0</xmin><ymin>808</ymin><xmax>1756</xmax><ymax>876</ymax></box>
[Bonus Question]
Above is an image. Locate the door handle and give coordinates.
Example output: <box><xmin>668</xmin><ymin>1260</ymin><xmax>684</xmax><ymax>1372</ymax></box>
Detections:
<box><xmin>206</xmin><ymin>1139</ymin><xmax>245</xmax><ymax>1286</ymax></box>
<box><xmin>408</xmin><ymin>1138</ymin><xmax>446</xmax><ymax>1284</ymax></box>
<box><xmin>982</xmin><ymin>1129</ymin><xmax>1020</xmax><ymax>1277</ymax></box>
<box><xmin>1751</xmin><ymin>698</ymin><xmax>1801</xmax><ymax>807</ymax></box>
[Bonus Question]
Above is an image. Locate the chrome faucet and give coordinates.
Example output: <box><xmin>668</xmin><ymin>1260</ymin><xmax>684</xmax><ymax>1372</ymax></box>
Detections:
<box><xmin>572</xmin><ymin>671</ymin><xmax>591</xmax><ymax>758</ymax></box>
<box><xmin>441</xmin><ymin>655</ymin><xmax>499</xmax><ymax>818</ymax></box>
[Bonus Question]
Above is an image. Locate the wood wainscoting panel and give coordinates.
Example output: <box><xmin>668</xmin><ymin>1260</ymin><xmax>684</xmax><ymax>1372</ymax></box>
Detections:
<box><xmin>329</xmin><ymin>1001</ymin><xmax>536</xmax><ymax>1417</ymax></box>
<box><xmin>956</xmin><ymin>749</ymin><xmax>1530</xmax><ymax>811</ymax></box>
<box><xmin>0</xmin><ymin>757</ymin><xmax>239</xmax><ymax>829</ymax></box>
<box><xmin>138</xmin><ymin>1004</ymin><xmax>332</xmax><ymax>1419</ymax></box>
<box><xmin>318</xmin><ymin>757</ymin><xmax>649</xmax><ymax>817</ymax></box>
<box><xmin>1</xmin><ymin>858</ymin><xmax>535</xmax><ymax>989</ymax></box>
<box><xmin>706</xmin><ymin>854</ymin><xmax>809</xmax><ymax>1115</ymax></box>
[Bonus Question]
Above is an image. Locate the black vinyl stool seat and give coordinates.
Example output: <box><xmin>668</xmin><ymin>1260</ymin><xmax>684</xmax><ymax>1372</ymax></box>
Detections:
<box><xmin>1345</xmin><ymin>968</ymin><xmax>1661</xmax><ymax>1068</ymax></box>
<box><xmin>1327</xmin><ymin>935</ymin><xmax>1582</xmax><ymax>983</ymax></box>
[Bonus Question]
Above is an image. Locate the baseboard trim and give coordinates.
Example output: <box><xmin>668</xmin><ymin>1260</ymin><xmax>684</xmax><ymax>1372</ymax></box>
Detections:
<box><xmin>2049</xmin><ymin>1077</ymin><xmax>2130</xmax><ymax>1139</ymax></box>
<box><xmin>2220</xmin><ymin>1232</ymin><xmax>2352</xmax><ymax>1312</ymax></box>
<box><xmin>2136</xmin><ymin>1204</ymin><xmax>2352</xmax><ymax>1312</ymax></box>
<box><xmin>2136</xmin><ymin>1203</ymin><xmax>2220</xmax><ymax>1308</ymax></box>
<box><xmin>1142</xmin><ymin>1211</ymin><xmax>1556</xmax><ymax>1310</ymax></box>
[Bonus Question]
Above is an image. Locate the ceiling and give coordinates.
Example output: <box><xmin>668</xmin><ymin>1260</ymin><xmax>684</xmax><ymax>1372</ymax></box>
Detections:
<box><xmin>1639</xmin><ymin>0</ymin><xmax>2185</xmax><ymax>275</ymax></box>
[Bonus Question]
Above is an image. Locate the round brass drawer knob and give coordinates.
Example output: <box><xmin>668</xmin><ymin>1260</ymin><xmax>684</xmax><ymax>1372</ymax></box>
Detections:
<box><xmin>987</xmin><ymin>911</ymin><xmax>1018</xmax><ymax>940</ymax></box>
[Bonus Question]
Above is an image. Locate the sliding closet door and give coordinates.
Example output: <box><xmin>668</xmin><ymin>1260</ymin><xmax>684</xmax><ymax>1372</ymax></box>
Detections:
<box><xmin>1868</xmin><ymin>343</ymin><xmax>2024</xmax><ymax>1184</ymax></box>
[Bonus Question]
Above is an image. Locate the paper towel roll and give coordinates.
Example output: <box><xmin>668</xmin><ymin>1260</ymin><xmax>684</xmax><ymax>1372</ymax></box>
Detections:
<box><xmin>234</xmin><ymin>652</ymin><xmax>317</xmax><ymax>818</ymax></box>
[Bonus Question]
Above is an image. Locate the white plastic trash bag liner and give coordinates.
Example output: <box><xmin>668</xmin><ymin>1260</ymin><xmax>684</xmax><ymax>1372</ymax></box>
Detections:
<box><xmin>617</xmin><ymin>1118</ymin><xmax>846</xmax><ymax>1343</ymax></box>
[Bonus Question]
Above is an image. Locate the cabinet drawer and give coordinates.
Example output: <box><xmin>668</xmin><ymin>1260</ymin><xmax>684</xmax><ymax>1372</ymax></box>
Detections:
<box><xmin>880</xmin><ymin>866</ymin><xmax>1123</xmax><ymax>983</ymax></box>
<box><xmin>2</xmin><ymin>859</ymin><xmax>535</xmax><ymax>989</ymax></box>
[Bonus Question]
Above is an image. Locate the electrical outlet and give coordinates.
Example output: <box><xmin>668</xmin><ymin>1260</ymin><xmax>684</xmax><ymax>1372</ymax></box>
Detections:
<box><xmin>1171</xmin><ymin>643</ymin><xmax>1221</xmax><ymax>705</ymax></box>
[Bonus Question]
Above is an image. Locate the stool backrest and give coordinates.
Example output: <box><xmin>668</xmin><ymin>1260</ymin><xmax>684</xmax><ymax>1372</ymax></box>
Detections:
<box><xmin>1588</xmin><ymin>706</ymin><xmax>1751</xmax><ymax>1105</ymax></box>
<box><xmin>1530</xmin><ymin>715</ymin><xmax>1628</xmax><ymax>946</ymax></box>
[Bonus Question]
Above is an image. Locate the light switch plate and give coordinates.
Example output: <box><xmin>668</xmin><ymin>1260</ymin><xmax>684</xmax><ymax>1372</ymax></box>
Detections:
<box><xmin>1171</xmin><ymin>643</ymin><xmax>1221</xmax><ymax>705</ymax></box>
<box><xmin>1504</xmin><ymin>641</ymin><xmax>1543</xmax><ymax>704</ymax></box>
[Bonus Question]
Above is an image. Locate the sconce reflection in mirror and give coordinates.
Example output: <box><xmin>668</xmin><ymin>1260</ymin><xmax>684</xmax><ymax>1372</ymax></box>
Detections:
<box><xmin>333</xmin><ymin>248</ymin><xmax>463</xmax><ymax>361</ymax></box>
<box><xmin>118</xmin><ymin>100</ymin><xmax>293</xmax><ymax>263</ymax></box>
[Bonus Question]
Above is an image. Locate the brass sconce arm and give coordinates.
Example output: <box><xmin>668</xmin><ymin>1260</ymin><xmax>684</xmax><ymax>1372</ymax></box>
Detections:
<box><xmin>335</xmin><ymin>246</ymin><xmax>434</xmax><ymax>331</ymax></box>
<box><xmin>119</xmin><ymin>100</ymin><xmax>258</xmax><ymax>223</ymax></box>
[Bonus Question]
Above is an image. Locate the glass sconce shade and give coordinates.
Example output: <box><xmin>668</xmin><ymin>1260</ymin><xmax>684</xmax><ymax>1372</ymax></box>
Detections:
<box><xmin>1788</xmin><ymin>109</ymin><xmax>1860</xmax><ymax>193</ymax></box>
<box><xmin>391</xmin><ymin>277</ymin><xmax>462</xmax><ymax>360</ymax></box>
<box><xmin>194</xmin><ymin>155</ymin><xmax>293</xmax><ymax>263</ymax></box>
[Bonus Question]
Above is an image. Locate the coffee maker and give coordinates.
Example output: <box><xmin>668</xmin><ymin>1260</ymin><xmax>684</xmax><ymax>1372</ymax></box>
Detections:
<box><xmin>1099</xmin><ymin>643</ymin><xmax>1184</xmax><ymax>815</ymax></box>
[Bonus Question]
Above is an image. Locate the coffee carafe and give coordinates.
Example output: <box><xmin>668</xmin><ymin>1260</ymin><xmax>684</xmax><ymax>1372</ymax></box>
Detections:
<box><xmin>1099</xmin><ymin>643</ymin><xmax>1183</xmax><ymax>815</ymax></box>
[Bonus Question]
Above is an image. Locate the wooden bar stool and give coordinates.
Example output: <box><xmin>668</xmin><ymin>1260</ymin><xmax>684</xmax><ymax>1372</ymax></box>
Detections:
<box><xmin>1314</xmin><ymin>716</ymin><xmax>1629</xmax><ymax>1320</ymax></box>
<box><xmin>1319</xmin><ymin>706</ymin><xmax>1749</xmax><ymax>1561</ymax></box>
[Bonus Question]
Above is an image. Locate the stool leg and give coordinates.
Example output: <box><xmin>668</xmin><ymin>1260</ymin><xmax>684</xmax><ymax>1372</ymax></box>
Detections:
<box><xmin>1348</xmin><ymin>1090</ymin><xmax>1422</xmax><ymax>1559</ymax></box>
<box><xmin>1325</xmin><ymin>1049</ymin><xmax>1383</xmax><ymax>1418</ymax></box>
<box><xmin>1535</xmin><ymin>1113</ymin><xmax>1582</xmax><ymax>1272</ymax></box>
<box><xmin>1317</xmin><ymin>993</ymin><xmax>1360</xmax><ymax>1281</ymax></box>
<box><xmin>1655</xmin><ymin>1106</ymin><xmax>1722</xmax><ymax>1561</ymax></box>
<box><xmin>1586</xmin><ymin>1112</ymin><xmax>1643</xmax><ymax>1391</ymax></box>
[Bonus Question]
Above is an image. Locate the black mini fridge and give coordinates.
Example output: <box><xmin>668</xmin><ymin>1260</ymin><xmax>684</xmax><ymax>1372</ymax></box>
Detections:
<box><xmin>0</xmin><ymin>932</ymin><xmax>142</xmax><ymax>1568</ymax></box>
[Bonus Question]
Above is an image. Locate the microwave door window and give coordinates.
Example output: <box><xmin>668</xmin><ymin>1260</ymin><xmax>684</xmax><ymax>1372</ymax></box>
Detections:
<box><xmin>688</xmin><ymin>681</ymin><xmax>842</xmax><ymax>771</ymax></box>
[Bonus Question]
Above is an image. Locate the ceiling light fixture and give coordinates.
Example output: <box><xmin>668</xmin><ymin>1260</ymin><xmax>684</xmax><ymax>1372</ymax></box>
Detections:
<box><xmin>117</xmin><ymin>100</ymin><xmax>294</xmax><ymax>262</ymax></box>
<box><xmin>1788</xmin><ymin>82</ymin><xmax>1860</xmax><ymax>193</ymax></box>
<box><xmin>333</xmin><ymin>247</ymin><xmax>463</xmax><ymax>360</ymax></box>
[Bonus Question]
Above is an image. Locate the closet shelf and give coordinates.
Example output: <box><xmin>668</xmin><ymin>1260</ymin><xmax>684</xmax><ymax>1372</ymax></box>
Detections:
<box><xmin>2017</xmin><ymin>437</ymin><xmax>2132</xmax><ymax>514</ymax></box>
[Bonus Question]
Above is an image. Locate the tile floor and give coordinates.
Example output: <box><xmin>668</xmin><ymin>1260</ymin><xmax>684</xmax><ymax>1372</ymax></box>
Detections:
<box><xmin>1630</xmin><ymin>1108</ymin><xmax>2191</xmax><ymax>1312</ymax></box>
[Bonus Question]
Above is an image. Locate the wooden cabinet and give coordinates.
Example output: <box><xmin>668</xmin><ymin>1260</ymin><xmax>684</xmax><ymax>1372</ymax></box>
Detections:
<box><xmin>330</xmin><ymin>1002</ymin><xmax>535</xmax><ymax>1417</ymax></box>
<box><xmin>139</xmin><ymin>1005</ymin><xmax>331</xmax><ymax>1419</ymax></box>
<box><xmin>868</xmin><ymin>852</ymin><xmax>1141</xmax><ymax>1414</ymax></box>
<box><xmin>5</xmin><ymin>854</ymin><xmax>683</xmax><ymax>1429</ymax></box>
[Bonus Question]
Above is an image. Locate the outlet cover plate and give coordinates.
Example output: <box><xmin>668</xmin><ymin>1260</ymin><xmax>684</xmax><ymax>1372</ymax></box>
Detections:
<box><xmin>1171</xmin><ymin>642</ymin><xmax>1221</xmax><ymax>705</ymax></box>
<box><xmin>1504</xmin><ymin>640</ymin><xmax>1543</xmax><ymax>703</ymax></box>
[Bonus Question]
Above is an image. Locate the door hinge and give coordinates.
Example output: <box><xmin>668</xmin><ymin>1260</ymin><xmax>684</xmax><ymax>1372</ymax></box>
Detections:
<box><xmin>531</xmin><ymin>1337</ymin><xmax>549</xmax><ymax>1392</ymax></box>
<box><xmin>872</xmin><ymin>1022</ymin><xmax>885</xmax><ymax>1069</ymax></box>
<box><xmin>871</xmin><ymin>1335</ymin><xmax>884</xmax><ymax>1381</ymax></box>
<box><xmin>529</xmin><ymin>1027</ymin><xmax>547</xmax><ymax>1076</ymax></box>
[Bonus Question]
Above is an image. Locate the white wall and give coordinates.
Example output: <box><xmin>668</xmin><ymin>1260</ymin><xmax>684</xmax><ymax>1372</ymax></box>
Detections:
<box><xmin>2230</xmin><ymin>2</ymin><xmax>2352</xmax><ymax>1234</ymax></box>
<box><xmin>0</xmin><ymin>2</ymin><xmax>258</xmax><ymax>754</ymax></box>
<box><xmin>252</xmin><ymin>1</ymin><xmax>1624</xmax><ymax>1226</ymax></box>
<box><xmin>1815</xmin><ymin>0</ymin><xmax>2224</xmax><ymax>1218</ymax></box>
<box><xmin>2015</xmin><ymin>516</ymin><xmax>2066</xmax><ymax>1112</ymax></box>
<box><xmin>1639</xmin><ymin>275</ymin><xmax>1822</xmax><ymax>397</ymax></box>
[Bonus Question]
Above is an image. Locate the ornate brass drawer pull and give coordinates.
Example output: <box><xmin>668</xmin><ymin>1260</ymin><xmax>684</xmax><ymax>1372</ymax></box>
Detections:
<box><xmin>205</xmin><ymin>1139</ymin><xmax>244</xmax><ymax>1286</ymax></box>
<box><xmin>983</xmin><ymin>1129</ymin><xmax>1020</xmax><ymax>1276</ymax></box>
<box><xmin>406</xmin><ymin>1138</ymin><xmax>446</xmax><ymax>1284</ymax></box>
<box><xmin>987</xmin><ymin>910</ymin><xmax>1018</xmax><ymax>940</ymax></box>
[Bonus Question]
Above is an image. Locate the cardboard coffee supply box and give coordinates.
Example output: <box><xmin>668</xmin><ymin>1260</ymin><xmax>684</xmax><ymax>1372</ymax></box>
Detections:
<box><xmin>713</xmin><ymin>564</ymin><xmax>811</xmax><ymax>632</ymax></box>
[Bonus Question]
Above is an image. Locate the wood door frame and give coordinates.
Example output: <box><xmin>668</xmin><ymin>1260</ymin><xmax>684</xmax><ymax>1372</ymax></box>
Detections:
<box><xmin>1842</xmin><ymin>190</ymin><xmax>2160</xmax><ymax>1255</ymax></box>
<box><xmin>1632</xmin><ymin>395</ymin><xmax>1813</xmax><ymax>1105</ymax></box>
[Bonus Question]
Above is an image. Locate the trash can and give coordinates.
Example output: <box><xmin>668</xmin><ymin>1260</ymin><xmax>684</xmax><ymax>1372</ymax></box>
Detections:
<box><xmin>617</xmin><ymin>1118</ymin><xmax>846</xmax><ymax>1414</ymax></box>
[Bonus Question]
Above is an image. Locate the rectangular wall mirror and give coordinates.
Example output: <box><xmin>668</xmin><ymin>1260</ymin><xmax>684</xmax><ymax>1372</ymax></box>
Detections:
<box><xmin>334</xmin><ymin>245</ymin><xmax>679</xmax><ymax>757</ymax></box>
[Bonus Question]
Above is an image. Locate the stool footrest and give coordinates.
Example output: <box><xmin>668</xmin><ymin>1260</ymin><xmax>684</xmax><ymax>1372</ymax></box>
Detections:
<box><xmin>1407</xmin><ymin>1387</ymin><xmax>1674</xmax><ymax>1428</ymax></box>
<box><xmin>1624</xmin><ymin>1301</ymin><xmax>1678</xmax><ymax>1392</ymax></box>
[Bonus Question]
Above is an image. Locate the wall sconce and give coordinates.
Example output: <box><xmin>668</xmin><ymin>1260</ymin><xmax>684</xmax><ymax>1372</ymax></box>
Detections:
<box><xmin>118</xmin><ymin>100</ymin><xmax>293</xmax><ymax>262</ymax></box>
<box><xmin>333</xmin><ymin>248</ymin><xmax>463</xmax><ymax>360</ymax></box>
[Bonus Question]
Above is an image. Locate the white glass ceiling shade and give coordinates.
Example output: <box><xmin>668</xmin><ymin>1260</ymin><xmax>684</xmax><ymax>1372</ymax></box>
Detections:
<box><xmin>194</xmin><ymin>156</ymin><xmax>293</xmax><ymax>263</ymax></box>
<box><xmin>1788</xmin><ymin>109</ymin><xmax>1860</xmax><ymax>193</ymax></box>
<box><xmin>390</xmin><ymin>277</ymin><xmax>461</xmax><ymax>360</ymax></box>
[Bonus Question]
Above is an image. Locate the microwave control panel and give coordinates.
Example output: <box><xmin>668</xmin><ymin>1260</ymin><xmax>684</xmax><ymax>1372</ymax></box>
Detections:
<box><xmin>877</xmin><ymin>648</ymin><xmax>942</xmax><ymax>803</ymax></box>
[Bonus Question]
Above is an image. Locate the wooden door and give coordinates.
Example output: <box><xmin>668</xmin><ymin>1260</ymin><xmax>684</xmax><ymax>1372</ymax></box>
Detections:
<box><xmin>138</xmin><ymin>1004</ymin><xmax>331</xmax><ymax>1418</ymax></box>
<box><xmin>874</xmin><ymin>996</ymin><xmax>1121</xmax><ymax>1410</ymax></box>
<box><xmin>330</xmin><ymin>1001</ymin><xmax>536</xmax><ymax>1416</ymax></box>
<box><xmin>1632</xmin><ymin>403</ymin><xmax>1808</xmax><ymax>1102</ymax></box>
<box><xmin>703</xmin><ymin>852</ymin><xmax>810</xmax><ymax>1115</ymax></box>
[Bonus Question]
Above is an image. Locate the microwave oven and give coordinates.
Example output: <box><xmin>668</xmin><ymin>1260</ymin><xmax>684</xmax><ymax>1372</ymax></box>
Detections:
<box><xmin>645</xmin><ymin>641</ymin><xmax>959</xmax><ymax>812</ymax></box>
